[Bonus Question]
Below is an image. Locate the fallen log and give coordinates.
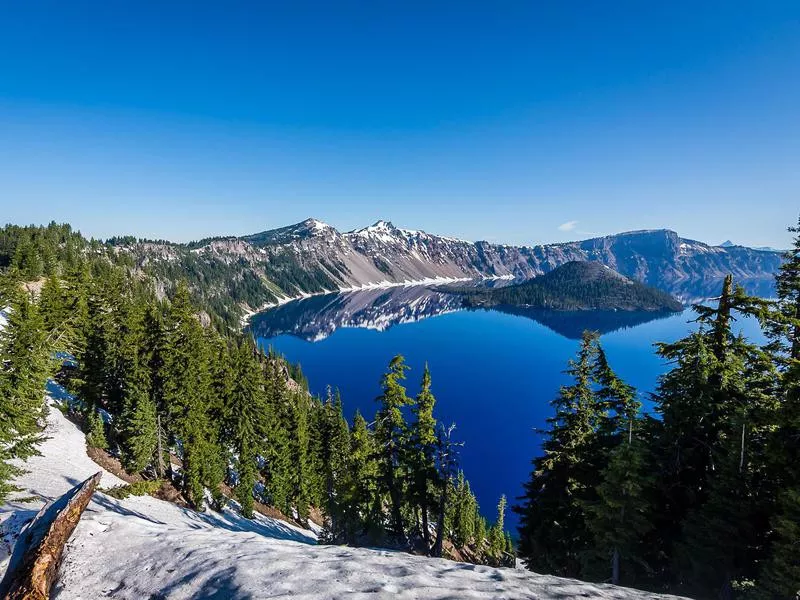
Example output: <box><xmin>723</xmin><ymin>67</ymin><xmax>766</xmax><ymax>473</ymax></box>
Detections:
<box><xmin>1</xmin><ymin>472</ymin><xmax>102</xmax><ymax>600</ymax></box>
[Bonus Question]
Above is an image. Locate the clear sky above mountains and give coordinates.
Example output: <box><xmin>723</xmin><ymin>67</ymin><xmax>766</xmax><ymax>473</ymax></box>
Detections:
<box><xmin>0</xmin><ymin>1</ymin><xmax>798</xmax><ymax>247</ymax></box>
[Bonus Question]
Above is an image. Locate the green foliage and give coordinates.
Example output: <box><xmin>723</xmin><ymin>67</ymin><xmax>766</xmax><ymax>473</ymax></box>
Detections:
<box><xmin>226</xmin><ymin>338</ymin><xmax>269</xmax><ymax>519</ymax></box>
<box><xmin>0</xmin><ymin>221</ymin><xmax>573</xmax><ymax>569</ymax></box>
<box><xmin>374</xmin><ymin>355</ymin><xmax>413</xmax><ymax>541</ymax></box>
<box><xmin>408</xmin><ymin>364</ymin><xmax>439</xmax><ymax>550</ymax></box>
<box><xmin>517</xmin><ymin>331</ymin><xmax>607</xmax><ymax>578</ymax></box>
<box><xmin>104</xmin><ymin>479</ymin><xmax>162</xmax><ymax>500</ymax></box>
<box><xmin>0</xmin><ymin>289</ymin><xmax>53</xmax><ymax>502</ymax></box>
<box><xmin>85</xmin><ymin>408</ymin><xmax>109</xmax><ymax>450</ymax></box>
<box><xmin>488</xmin><ymin>495</ymin><xmax>507</xmax><ymax>558</ymax></box>
<box><xmin>514</xmin><ymin>233</ymin><xmax>800</xmax><ymax>597</ymax></box>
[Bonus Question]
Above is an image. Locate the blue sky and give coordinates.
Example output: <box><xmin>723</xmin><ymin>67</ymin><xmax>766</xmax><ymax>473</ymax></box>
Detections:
<box><xmin>0</xmin><ymin>1</ymin><xmax>798</xmax><ymax>247</ymax></box>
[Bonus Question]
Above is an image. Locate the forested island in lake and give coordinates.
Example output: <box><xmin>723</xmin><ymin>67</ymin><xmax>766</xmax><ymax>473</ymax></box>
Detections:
<box><xmin>459</xmin><ymin>261</ymin><xmax>684</xmax><ymax>312</ymax></box>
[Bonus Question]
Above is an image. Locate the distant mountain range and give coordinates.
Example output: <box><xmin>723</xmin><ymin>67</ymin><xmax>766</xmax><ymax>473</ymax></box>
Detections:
<box><xmin>119</xmin><ymin>218</ymin><xmax>785</xmax><ymax>323</ymax></box>
<box><xmin>719</xmin><ymin>240</ymin><xmax>786</xmax><ymax>253</ymax></box>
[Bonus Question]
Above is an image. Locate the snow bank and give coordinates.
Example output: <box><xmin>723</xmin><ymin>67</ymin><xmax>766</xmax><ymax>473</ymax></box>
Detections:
<box><xmin>1</xmin><ymin>390</ymin><xmax>686</xmax><ymax>599</ymax></box>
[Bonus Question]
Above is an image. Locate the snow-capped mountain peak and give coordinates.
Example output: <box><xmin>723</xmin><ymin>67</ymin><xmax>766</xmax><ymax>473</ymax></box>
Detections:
<box><xmin>347</xmin><ymin>220</ymin><xmax>406</xmax><ymax>244</ymax></box>
<box><xmin>243</xmin><ymin>218</ymin><xmax>340</xmax><ymax>246</ymax></box>
<box><xmin>301</xmin><ymin>218</ymin><xmax>335</xmax><ymax>234</ymax></box>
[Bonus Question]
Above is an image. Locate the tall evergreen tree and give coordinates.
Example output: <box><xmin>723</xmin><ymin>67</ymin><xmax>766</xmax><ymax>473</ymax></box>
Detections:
<box><xmin>116</xmin><ymin>296</ymin><xmax>159</xmax><ymax>473</ymax></box>
<box><xmin>432</xmin><ymin>423</ymin><xmax>460</xmax><ymax>557</ymax></box>
<box><xmin>160</xmin><ymin>282</ymin><xmax>222</xmax><ymax>508</ymax></box>
<box><xmin>0</xmin><ymin>289</ymin><xmax>53</xmax><ymax>502</ymax></box>
<box><xmin>643</xmin><ymin>274</ymin><xmax>779</xmax><ymax>594</ymax></box>
<box><xmin>317</xmin><ymin>388</ymin><xmax>352</xmax><ymax>540</ymax></box>
<box><xmin>226</xmin><ymin>339</ymin><xmax>269</xmax><ymax>518</ymax></box>
<box><xmin>448</xmin><ymin>471</ymin><xmax>476</xmax><ymax>548</ymax></box>
<box><xmin>583</xmin><ymin>347</ymin><xmax>652</xmax><ymax>584</ymax></box>
<box><xmin>584</xmin><ymin>416</ymin><xmax>653</xmax><ymax>586</ymax></box>
<box><xmin>346</xmin><ymin>409</ymin><xmax>382</xmax><ymax>543</ymax></box>
<box><xmin>516</xmin><ymin>331</ymin><xmax>602</xmax><ymax>577</ymax></box>
<box><xmin>263</xmin><ymin>357</ymin><xmax>293</xmax><ymax>515</ymax></box>
<box><xmin>488</xmin><ymin>495</ymin><xmax>508</xmax><ymax>559</ymax></box>
<box><xmin>757</xmin><ymin>217</ymin><xmax>800</xmax><ymax>597</ymax></box>
<box><xmin>374</xmin><ymin>355</ymin><xmax>412</xmax><ymax>542</ymax></box>
<box><xmin>409</xmin><ymin>364</ymin><xmax>438</xmax><ymax>552</ymax></box>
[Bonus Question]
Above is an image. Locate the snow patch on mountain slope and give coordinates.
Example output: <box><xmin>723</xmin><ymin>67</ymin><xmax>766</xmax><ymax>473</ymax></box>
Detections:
<box><xmin>1</xmin><ymin>389</ymin><xmax>686</xmax><ymax>599</ymax></box>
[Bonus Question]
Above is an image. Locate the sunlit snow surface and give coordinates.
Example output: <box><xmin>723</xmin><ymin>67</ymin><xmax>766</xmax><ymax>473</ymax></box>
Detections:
<box><xmin>1</xmin><ymin>390</ymin><xmax>686</xmax><ymax>599</ymax></box>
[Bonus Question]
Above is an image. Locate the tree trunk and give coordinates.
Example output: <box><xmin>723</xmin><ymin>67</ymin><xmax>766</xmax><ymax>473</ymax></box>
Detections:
<box><xmin>156</xmin><ymin>413</ymin><xmax>165</xmax><ymax>478</ymax></box>
<box><xmin>432</xmin><ymin>483</ymin><xmax>448</xmax><ymax>557</ymax></box>
<box><xmin>385</xmin><ymin>445</ymin><xmax>405</xmax><ymax>543</ymax></box>
<box><xmin>712</xmin><ymin>275</ymin><xmax>733</xmax><ymax>363</ymax></box>
<box><xmin>739</xmin><ymin>421</ymin><xmax>746</xmax><ymax>473</ymax></box>
<box><xmin>611</xmin><ymin>547</ymin><xmax>620</xmax><ymax>586</ymax></box>
<box><xmin>0</xmin><ymin>473</ymin><xmax>101</xmax><ymax>600</ymax></box>
<box><xmin>421</xmin><ymin>501</ymin><xmax>430</xmax><ymax>555</ymax></box>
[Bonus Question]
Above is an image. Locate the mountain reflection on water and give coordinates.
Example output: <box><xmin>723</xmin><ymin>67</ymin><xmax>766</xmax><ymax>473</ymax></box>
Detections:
<box><xmin>248</xmin><ymin>277</ymin><xmax>774</xmax><ymax>342</ymax></box>
<box><xmin>248</xmin><ymin>285</ymin><xmax>464</xmax><ymax>342</ymax></box>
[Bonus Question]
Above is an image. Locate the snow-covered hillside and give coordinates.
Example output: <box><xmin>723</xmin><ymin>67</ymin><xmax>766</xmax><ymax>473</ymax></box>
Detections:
<box><xmin>1</xmin><ymin>389</ymin><xmax>686</xmax><ymax>599</ymax></box>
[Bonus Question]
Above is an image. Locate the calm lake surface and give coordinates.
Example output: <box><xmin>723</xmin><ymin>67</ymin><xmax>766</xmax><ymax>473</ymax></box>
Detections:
<box><xmin>250</xmin><ymin>282</ymin><xmax>770</xmax><ymax>530</ymax></box>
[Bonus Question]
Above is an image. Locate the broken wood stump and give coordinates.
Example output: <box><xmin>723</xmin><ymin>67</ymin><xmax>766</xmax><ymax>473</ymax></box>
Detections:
<box><xmin>1</xmin><ymin>472</ymin><xmax>102</xmax><ymax>600</ymax></box>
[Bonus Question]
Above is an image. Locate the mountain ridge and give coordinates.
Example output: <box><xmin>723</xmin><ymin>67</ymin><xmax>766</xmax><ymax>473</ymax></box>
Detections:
<box><xmin>114</xmin><ymin>218</ymin><xmax>784</xmax><ymax>326</ymax></box>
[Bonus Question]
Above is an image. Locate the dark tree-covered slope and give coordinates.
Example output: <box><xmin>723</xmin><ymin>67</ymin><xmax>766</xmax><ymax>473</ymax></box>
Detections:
<box><xmin>462</xmin><ymin>261</ymin><xmax>683</xmax><ymax>312</ymax></box>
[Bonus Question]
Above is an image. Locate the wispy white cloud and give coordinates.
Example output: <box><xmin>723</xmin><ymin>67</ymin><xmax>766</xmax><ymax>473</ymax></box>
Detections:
<box><xmin>557</xmin><ymin>220</ymin><xmax>578</xmax><ymax>232</ymax></box>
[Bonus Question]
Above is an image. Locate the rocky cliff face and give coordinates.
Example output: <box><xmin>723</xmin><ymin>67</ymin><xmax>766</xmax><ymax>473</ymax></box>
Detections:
<box><xmin>121</xmin><ymin>218</ymin><xmax>784</xmax><ymax>321</ymax></box>
<box><xmin>240</xmin><ymin>219</ymin><xmax>783</xmax><ymax>291</ymax></box>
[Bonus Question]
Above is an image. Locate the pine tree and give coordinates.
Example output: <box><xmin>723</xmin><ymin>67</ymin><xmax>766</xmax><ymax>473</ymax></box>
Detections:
<box><xmin>488</xmin><ymin>495</ymin><xmax>508</xmax><ymax>559</ymax></box>
<box><xmin>160</xmin><ymin>282</ymin><xmax>221</xmax><ymax>508</ymax></box>
<box><xmin>474</xmin><ymin>510</ymin><xmax>487</xmax><ymax>550</ymax></box>
<box><xmin>583</xmin><ymin>347</ymin><xmax>652</xmax><ymax>585</ymax></box>
<box><xmin>288</xmin><ymin>388</ymin><xmax>313</xmax><ymax>522</ymax></box>
<box><xmin>60</xmin><ymin>259</ymin><xmax>90</xmax><ymax>361</ymax></box>
<box><xmin>115</xmin><ymin>296</ymin><xmax>159</xmax><ymax>473</ymax></box>
<box><xmin>675</xmin><ymin>337</ymin><xmax>778</xmax><ymax>598</ymax></box>
<box><xmin>263</xmin><ymin>357</ymin><xmax>293</xmax><ymax>515</ymax></box>
<box><xmin>757</xmin><ymin>217</ymin><xmax>800</xmax><ymax>596</ymax></box>
<box><xmin>409</xmin><ymin>364</ymin><xmax>438</xmax><ymax>552</ymax></box>
<box><xmin>0</xmin><ymin>289</ymin><xmax>53</xmax><ymax>502</ymax></box>
<box><xmin>374</xmin><ymin>355</ymin><xmax>412</xmax><ymax>542</ymax></box>
<box><xmin>39</xmin><ymin>275</ymin><xmax>68</xmax><ymax>340</ymax></box>
<box><xmin>757</xmin><ymin>488</ymin><xmax>800</xmax><ymax>599</ymax></box>
<box><xmin>584</xmin><ymin>416</ymin><xmax>653</xmax><ymax>585</ymax></box>
<box><xmin>448</xmin><ymin>471</ymin><xmax>476</xmax><ymax>548</ymax></box>
<box><xmin>85</xmin><ymin>407</ymin><xmax>109</xmax><ymax>449</ymax></box>
<box><xmin>79</xmin><ymin>280</ymin><xmax>114</xmax><ymax>412</ymax></box>
<box><xmin>318</xmin><ymin>388</ymin><xmax>352</xmax><ymax>540</ymax></box>
<box><xmin>516</xmin><ymin>331</ymin><xmax>602</xmax><ymax>577</ymax></box>
<box><xmin>345</xmin><ymin>409</ymin><xmax>382</xmax><ymax>543</ymax></box>
<box><xmin>432</xmin><ymin>423</ymin><xmax>460</xmax><ymax>557</ymax></box>
<box><xmin>594</xmin><ymin>345</ymin><xmax>639</xmax><ymax>448</ymax></box>
<box><xmin>226</xmin><ymin>339</ymin><xmax>269</xmax><ymax>518</ymax></box>
<box><xmin>648</xmin><ymin>275</ymin><xmax>778</xmax><ymax>592</ymax></box>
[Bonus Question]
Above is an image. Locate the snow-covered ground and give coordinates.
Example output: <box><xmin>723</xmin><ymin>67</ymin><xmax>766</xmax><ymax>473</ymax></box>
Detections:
<box><xmin>1</xmin><ymin>390</ymin><xmax>686</xmax><ymax>599</ymax></box>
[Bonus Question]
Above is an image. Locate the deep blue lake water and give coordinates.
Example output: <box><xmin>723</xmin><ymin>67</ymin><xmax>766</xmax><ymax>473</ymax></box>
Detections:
<box><xmin>250</xmin><ymin>283</ymin><xmax>769</xmax><ymax>530</ymax></box>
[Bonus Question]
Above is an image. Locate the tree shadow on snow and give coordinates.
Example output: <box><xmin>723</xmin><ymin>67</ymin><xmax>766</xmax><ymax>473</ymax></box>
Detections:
<box><xmin>181</xmin><ymin>506</ymin><xmax>315</xmax><ymax>545</ymax></box>
<box><xmin>88</xmin><ymin>492</ymin><xmax>168</xmax><ymax>526</ymax></box>
<box><xmin>150</xmin><ymin>564</ymin><xmax>254</xmax><ymax>600</ymax></box>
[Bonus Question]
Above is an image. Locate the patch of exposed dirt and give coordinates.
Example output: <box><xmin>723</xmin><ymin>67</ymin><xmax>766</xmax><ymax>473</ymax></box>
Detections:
<box><xmin>152</xmin><ymin>479</ymin><xmax>189</xmax><ymax>508</ymax></box>
<box><xmin>85</xmin><ymin>446</ymin><xmax>139</xmax><ymax>484</ymax></box>
<box><xmin>253</xmin><ymin>499</ymin><xmax>298</xmax><ymax>526</ymax></box>
<box><xmin>307</xmin><ymin>506</ymin><xmax>325</xmax><ymax>528</ymax></box>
